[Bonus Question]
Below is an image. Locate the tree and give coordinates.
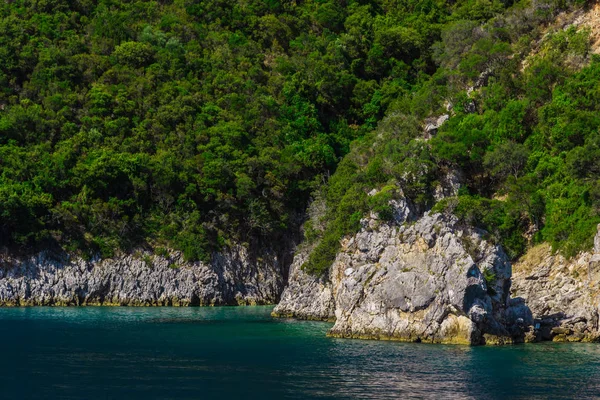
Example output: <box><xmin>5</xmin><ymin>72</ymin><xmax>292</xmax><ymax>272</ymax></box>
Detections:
<box><xmin>483</xmin><ymin>141</ymin><xmax>529</xmax><ymax>181</ymax></box>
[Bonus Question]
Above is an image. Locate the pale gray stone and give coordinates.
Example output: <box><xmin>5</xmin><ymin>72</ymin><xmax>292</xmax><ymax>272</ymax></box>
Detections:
<box><xmin>511</xmin><ymin>225</ymin><xmax>600</xmax><ymax>342</ymax></box>
<box><xmin>271</xmin><ymin>242</ymin><xmax>335</xmax><ymax>321</ymax></box>
<box><xmin>434</xmin><ymin>169</ymin><xmax>463</xmax><ymax>201</ymax></box>
<box><xmin>423</xmin><ymin>114</ymin><xmax>449</xmax><ymax>138</ymax></box>
<box><xmin>276</xmin><ymin>200</ymin><xmax>525</xmax><ymax>344</ymax></box>
<box><xmin>0</xmin><ymin>244</ymin><xmax>292</xmax><ymax>306</ymax></box>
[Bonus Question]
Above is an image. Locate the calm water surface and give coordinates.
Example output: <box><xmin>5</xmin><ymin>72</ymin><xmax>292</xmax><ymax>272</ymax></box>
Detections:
<box><xmin>1</xmin><ymin>306</ymin><xmax>600</xmax><ymax>399</ymax></box>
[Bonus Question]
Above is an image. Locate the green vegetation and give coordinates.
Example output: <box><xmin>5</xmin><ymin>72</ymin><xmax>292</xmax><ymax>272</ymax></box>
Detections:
<box><xmin>0</xmin><ymin>0</ymin><xmax>598</xmax><ymax>271</ymax></box>
<box><xmin>0</xmin><ymin>0</ymin><xmax>452</xmax><ymax>257</ymax></box>
<box><xmin>430</xmin><ymin>27</ymin><xmax>600</xmax><ymax>260</ymax></box>
<box><xmin>302</xmin><ymin>0</ymin><xmax>600</xmax><ymax>273</ymax></box>
<box><xmin>482</xmin><ymin>268</ymin><xmax>497</xmax><ymax>295</ymax></box>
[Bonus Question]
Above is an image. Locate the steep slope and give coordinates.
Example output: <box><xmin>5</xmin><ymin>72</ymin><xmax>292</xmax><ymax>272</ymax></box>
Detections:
<box><xmin>0</xmin><ymin>0</ymin><xmax>471</xmax><ymax>259</ymax></box>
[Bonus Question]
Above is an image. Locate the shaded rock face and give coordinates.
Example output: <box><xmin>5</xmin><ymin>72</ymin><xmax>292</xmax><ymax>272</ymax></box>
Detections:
<box><xmin>433</xmin><ymin>169</ymin><xmax>463</xmax><ymax>201</ymax></box>
<box><xmin>275</xmin><ymin>202</ymin><xmax>529</xmax><ymax>344</ymax></box>
<box><xmin>0</xmin><ymin>244</ymin><xmax>292</xmax><ymax>306</ymax></box>
<box><xmin>271</xmin><ymin>243</ymin><xmax>336</xmax><ymax>321</ymax></box>
<box><xmin>423</xmin><ymin>114</ymin><xmax>449</xmax><ymax>139</ymax></box>
<box><xmin>595</xmin><ymin>224</ymin><xmax>600</xmax><ymax>254</ymax></box>
<box><xmin>511</xmin><ymin>227</ymin><xmax>600</xmax><ymax>343</ymax></box>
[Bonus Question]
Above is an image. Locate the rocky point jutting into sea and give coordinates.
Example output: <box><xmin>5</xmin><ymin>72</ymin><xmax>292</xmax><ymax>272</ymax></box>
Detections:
<box><xmin>273</xmin><ymin>197</ymin><xmax>600</xmax><ymax>345</ymax></box>
<box><xmin>274</xmin><ymin>196</ymin><xmax>530</xmax><ymax>345</ymax></box>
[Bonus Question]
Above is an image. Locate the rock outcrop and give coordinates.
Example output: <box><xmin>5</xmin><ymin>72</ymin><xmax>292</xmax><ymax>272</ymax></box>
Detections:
<box><xmin>511</xmin><ymin>225</ymin><xmax>600</xmax><ymax>342</ymax></box>
<box><xmin>275</xmin><ymin>198</ymin><xmax>531</xmax><ymax>345</ymax></box>
<box><xmin>0</xmin><ymin>244</ymin><xmax>292</xmax><ymax>306</ymax></box>
<box><xmin>275</xmin><ymin>201</ymin><xmax>600</xmax><ymax>345</ymax></box>
<box><xmin>271</xmin><ymin>242</ymin><xmax>336</xmax><ymax>321</ymax></box>
<box><xmin>433</xmin><ymin>169</ymin><xmax>463</xmax><ymax>201</ymax></box>
<box><xmin>423</xmin><ymin>114</ymin><xmax>449</xmax><ymax>139</ymax></box>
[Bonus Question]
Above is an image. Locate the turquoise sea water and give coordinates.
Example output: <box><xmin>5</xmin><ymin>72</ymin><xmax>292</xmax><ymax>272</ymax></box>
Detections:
<box><xmin>1</xmin><ymin>306</ymin><xmax>600</xmax><ymax>399</ymax></box>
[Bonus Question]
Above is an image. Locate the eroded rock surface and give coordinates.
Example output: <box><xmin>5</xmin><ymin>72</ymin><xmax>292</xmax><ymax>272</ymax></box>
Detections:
<box><xmin>329</xmin><ymin>212</ymin><xmax>526</xmax><ymax>344</ymax></box>
<box><xmin>271</xmin><ymin>242</ymin><xmax>336</xmax><ymax>321</ymax></box>
<box><xmin>0</xmin><ymin>244</ymin><xmax>291</xmax><ymax>306</ymax></box>
<box><xmin>423</xmin><ymin>114</ymin><xmax>449</xmax><ymax>139</ymax></box>
<box><xmin>276</xmin><ymin>199</ymin><xmax>529</xmax><ymax>344</ymax></box>
<box><xmin>433</xmin><ymin>169</ymin><xmax>463</xmax><ymax>201</ymax></box>
<box><xmin>511</xmin><ymin>226</ymin><xmax>600</xmax><ymax>342</ymax></box>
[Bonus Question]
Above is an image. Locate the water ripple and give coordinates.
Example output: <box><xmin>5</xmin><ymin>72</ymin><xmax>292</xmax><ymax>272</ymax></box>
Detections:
<box><xmin>1</xmin><ymin>307</ymin><xmax>599</xmax><ymax>399</ymax></box>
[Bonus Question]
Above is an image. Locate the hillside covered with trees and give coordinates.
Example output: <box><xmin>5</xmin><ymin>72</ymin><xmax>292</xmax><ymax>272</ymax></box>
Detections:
<box><xmin>1</xmin><ymin>0</ymin><xmax>598</xmax><ymax>271</ymax></box>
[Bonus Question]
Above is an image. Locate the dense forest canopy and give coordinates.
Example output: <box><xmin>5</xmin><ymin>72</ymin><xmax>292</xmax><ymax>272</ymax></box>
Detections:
<box><xmin>0</xmin><ymin>0</ymin><xmax>598</xmax><ymax>269</ymax></box>
<box><xmin>301</xmin><ymin>0</ymin><xmax>600</xmax><ymax>273</ymax></box>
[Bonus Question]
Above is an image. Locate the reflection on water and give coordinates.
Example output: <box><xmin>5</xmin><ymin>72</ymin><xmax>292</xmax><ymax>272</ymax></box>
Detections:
<box><xmin>320</xmin><ymin>341</ymin><xmax>477</xmax><ymax>399</ymax></box>
<box><xmin>1</xmin><ymin>307</ymin><xmax>599</xmax><ymax>399</ymax></box>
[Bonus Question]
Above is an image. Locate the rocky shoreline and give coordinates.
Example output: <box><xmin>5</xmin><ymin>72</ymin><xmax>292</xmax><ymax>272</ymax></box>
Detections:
<box><xmin>0</xmin><ymin>243</ymin><xmax>293</xmax><ymax>307</ymax></box>
<box><xmin>274</xmin><ymin>199</ymin><xmax>600</xmax><ymax>345</ymax></box>
<box><xmin>511</xmin><ymin>239</ymin><xmax>600</xmax><ymax>342</ymax></box>
<box><xmin>2</xmin><ymin>209</ymin><xmax>600</xmax><ymax>346</ymax></box>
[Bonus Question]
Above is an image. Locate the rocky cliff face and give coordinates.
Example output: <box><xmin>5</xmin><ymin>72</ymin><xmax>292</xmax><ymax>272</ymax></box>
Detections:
<box><xmin>511</xmin><ymin>226</ymin><xmax>600</xmax><ymax>342</ymax></box>
<box><xmin>274</xmin><ymin>199</ymin><xmax>531</xmax><ymax>345</ymax></box>
<box><xmin>0</xmin><ymin>244</ymin><xmax>292</xmax><ymax>306</ymax></box>
<box><xmin>271</xmin><ymin>242</ymin><xmax>336</xmax><ymax>321</ymax></box>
